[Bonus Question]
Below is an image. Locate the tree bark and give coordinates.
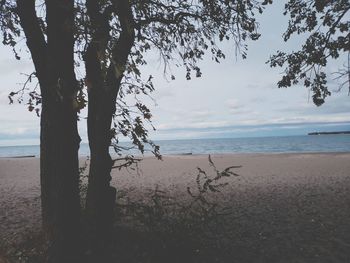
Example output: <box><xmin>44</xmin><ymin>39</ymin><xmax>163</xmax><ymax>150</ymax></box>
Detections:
<box><xmin>45</xmin><ymin>1</ymin><xmax>82</xmax><ymax>261</ymax></box>
<box><xmin>85</xmin><ymin>69</ymin><xmax>117</xmax><ymax>260</ymax></box>
<box><xmin>40</xmin><ymin>90</ymin><xmax>81</xmax><ymax>263</ymax></box>
<box><xmin>83</xmin><ymin>2</ymin><xmax>115</xmax><ymax>259</ymax></box>
<box><xmin>16</xmin><ymin>1</ymin><xmax>81</xmax><ymax>262</ymax></box>
<box><xmin>84</xmin><ymin>0</ymin><xmax>135</xmax><ymax>260</ymax></box>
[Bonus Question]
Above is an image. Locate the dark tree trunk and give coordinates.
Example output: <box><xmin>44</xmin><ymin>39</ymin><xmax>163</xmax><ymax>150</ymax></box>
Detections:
<box><xmin>85</xmin><ymin>73</ymin><xmax>117</xmax><ymax>260</ymax></box>
<box><xmin>83</xmin><ymin>4</ymin><xmax>115</xmax><ymax>257</ymax></box>
<box><xmin>84</xmin><ymin>0</ymin><xmax>135</xmax><ymax>260</ymax></box>
<box><xmin>16</xmin><ymin>0</ymin><xmax>81</xmax><ymax>262</ymax></box>
<box><xmin>44</xmin><ymin>1</ymin><xmax>82</xmax><ymax>261</ymax></box>
<box><xmin>40</xmin><ymin>91</ymin><xmax>81</xmax><ymax>263</ymax></box>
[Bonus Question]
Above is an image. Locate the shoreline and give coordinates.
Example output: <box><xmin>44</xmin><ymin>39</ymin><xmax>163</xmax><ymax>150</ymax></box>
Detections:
<box><xmin>1</xmin><ymin>134</ymin><xmax>350</xmax><ymax>159</ymax></box>
<box><xmin>1</xmin><ymin>151</ymin><xmax>350</xmax><ymax>159</ymax></box>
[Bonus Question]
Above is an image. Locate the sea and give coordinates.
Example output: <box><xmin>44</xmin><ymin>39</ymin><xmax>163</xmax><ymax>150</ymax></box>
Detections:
<box><xmin>0</xmin><ymin>135</ymin><xmax>349</xmax><ymax>157</ymax></box>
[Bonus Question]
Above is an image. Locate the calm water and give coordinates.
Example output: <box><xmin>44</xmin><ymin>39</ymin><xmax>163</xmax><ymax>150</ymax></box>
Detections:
<box><xmin>0</xmin><ymin>135</ymin><xmax>349</xmax><ymax>157</ymax></box>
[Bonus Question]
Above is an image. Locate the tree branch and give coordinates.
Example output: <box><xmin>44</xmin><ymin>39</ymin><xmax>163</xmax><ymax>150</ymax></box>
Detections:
<box><xmin>108</xmin><ymin>0</ymin><xmax>136</xmax><ymax>84</ymax></box>
<box><xmin>137</xmin><ymin>11</ymin><xmax>203</xmax><ymax>27</ymax></box>
<box><xmin>16</xmin><ymin>0</ymin><xmax>48</xmax><ymax>86</ymax></box>
<box><xmin>85</xmin><ymin>0</ymin><xmax>112</xmax><ymax>87</ymax></box>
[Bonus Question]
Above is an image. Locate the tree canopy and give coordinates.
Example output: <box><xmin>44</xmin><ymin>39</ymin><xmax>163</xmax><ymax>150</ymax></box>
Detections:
<box><xmin>268</xmin><ymin>0</ymin><xmax>350</xmax><ymax>106</ymax></box>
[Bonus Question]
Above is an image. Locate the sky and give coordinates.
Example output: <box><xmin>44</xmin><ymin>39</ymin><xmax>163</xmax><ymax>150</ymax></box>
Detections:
<box><xmin>0</xmin><ymin>1</ymin><xmax>349</xmax><ymax>146</ymax></box>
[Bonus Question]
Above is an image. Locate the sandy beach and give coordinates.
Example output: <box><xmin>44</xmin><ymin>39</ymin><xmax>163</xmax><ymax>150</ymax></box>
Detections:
<box><xmin>1</xmin><ymin>153</ymin><xmax>350</xmax><ymax>262</ymax></box>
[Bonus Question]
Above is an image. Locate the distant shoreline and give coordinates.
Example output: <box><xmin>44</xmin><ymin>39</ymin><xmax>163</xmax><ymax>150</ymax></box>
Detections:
<box><xmin>2</xmin><ymin>152</ymin><xmax>350</xmax><ymax>160</ymax></box>
<box><xmin>308</xmin><ymin>131</ymin><xmax>350</xmax><ymax>135</ymax></box>
<box><xmin>1</xmin><ymin>135</ymin><xmax>350</xmax><ymax>157</ymax></box>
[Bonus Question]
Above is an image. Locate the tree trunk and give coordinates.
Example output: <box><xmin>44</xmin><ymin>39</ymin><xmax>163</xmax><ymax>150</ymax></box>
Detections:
<box><xmin>85</xmin><ymin>78</ymin><xmax>117</xmax><ymax>261</ymax></box>
<box><xmin>16</xmin><ymin>0</ymin><xmax>82</xmax><ymax>262</ymax></box>
<box><xmin>85</xmin><ymin>56</ymin><xmax>134</xmax><ymax>263</ymax></box>
<box><xmin>40</xmin><ymin>90</ymin><xmax>81</xmax><ymax>263</ymax></box>
<box><xmin>82</xmin><ymin>11</ymin><xmax>116</xmax><ymax>257</ymax></box>
<box><xmin>84</xmin><ymin>2</ymin><xmax>135</xmax><ymax>259</ymax></box>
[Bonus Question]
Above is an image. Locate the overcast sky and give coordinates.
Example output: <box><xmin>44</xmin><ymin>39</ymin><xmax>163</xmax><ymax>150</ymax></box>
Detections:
<box><xmin>0</xmin><ymin>1</ymin><xmax>349</xmax><ymax>146</ymax></box>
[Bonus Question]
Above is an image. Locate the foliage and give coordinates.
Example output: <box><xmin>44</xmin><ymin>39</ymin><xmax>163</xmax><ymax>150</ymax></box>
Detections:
<box><xmin>115</xmin><ymin>155</ymin><xmax>241</xmax><ymax>251</ymax></box>
<box><xmin>79</xmin><ymin>157</ymin><xmax>90</xmax><ymax>205</ymax></box>
<box><xmin>268</xmin><ymin>0</ymin><xmax>350</xmax><ymax>106</ymax></box>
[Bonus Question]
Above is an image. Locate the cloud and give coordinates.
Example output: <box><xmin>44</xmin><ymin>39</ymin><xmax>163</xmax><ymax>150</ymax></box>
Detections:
<box><xmin>157</xmin><ymin>119</ymin><xmax>230</xmax><ymax>130</ymax></box>
<box><xmin>0</xmin><ymin>91</ymin><xmax>11</xmax><ymax>105</ymax></box>
<box><xmin>226</xmin><ymin>99</ymin><xmax>243</xmax><ymax>110</ymax></box>
<box><xmin>189</xmin><ymin>110</ymin><xmax>213</xmax><ymax>121</ymax></box>
<box><xmin>226</xmin><ymin>98</ymin><xmax>252</xmax><ymax>115</ymax></box>
<box><xmin>245</xmin><ymin>84</ymin><xmax>259</xmax><ymax>89</ymax></box>
<box><xmin>0</xmin><ymin>58</ymin><xmax>33</xmax><ymax>75</ymax></box>
<box><xmin>153</xmin><ymin>87</ymin><xmax>175</xmax><ymax>100</ymax></box>
<box><xmin>150</xmin><ymin>121</ymin><xmax>350</xmax><ymax>140</ymax></box>
<box><xmin>0</xmin><ymin>126</ymin><xmax>39</xmax><ymax>143</ymax></box>
<box><xmin>155</xmin><ymin>110</ymin><xmax>350</xmax><ymax>132</ymax></box>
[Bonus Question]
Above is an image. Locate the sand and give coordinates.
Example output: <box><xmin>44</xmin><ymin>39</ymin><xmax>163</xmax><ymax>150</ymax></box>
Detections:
<box><xmin>1</xmin><ymin>153</ymin><xmax>350</xmax><ymax>262</ymax></box>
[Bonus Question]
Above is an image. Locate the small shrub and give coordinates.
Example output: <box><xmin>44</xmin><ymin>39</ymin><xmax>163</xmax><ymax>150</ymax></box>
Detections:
<box><xmin>114</xmin><ymin>155</ymin><xmax>241</xmax><ymax>262</ymax></box>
